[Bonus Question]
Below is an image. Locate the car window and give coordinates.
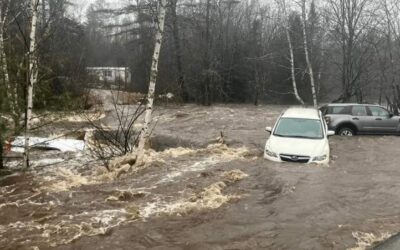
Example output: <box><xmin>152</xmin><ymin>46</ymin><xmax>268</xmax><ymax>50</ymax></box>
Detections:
<box><xmin>326</xmin><ymin>106</ymin><xmax>351</xmax><ymax>115</ymax></box>
<box><xmin>368</xmin><ymin>106</ymin><xmax>389</xmax><ymax>117</ymax></box>
<box><xmin>332</xmin><ymin>107</ymin><xmax>344</xmax><ymax>114</ymax></box>
<box><xmin>332</xmin><ymin>106</ymin><xmax>346</xmax><ymax>114</ymax></box>
<box><xmin>351</xmin><ymin>106</ymin><xmax>367</xmax><ymax>116</ymax></box>
<box><xmin>274</xmin><ymin>118</ymin><xmax>323</xmax><ymax>139</ymax></box>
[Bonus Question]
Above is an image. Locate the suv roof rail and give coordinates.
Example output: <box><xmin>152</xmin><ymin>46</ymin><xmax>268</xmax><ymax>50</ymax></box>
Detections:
<box><xmin>326</xmin><ymin>103</ymin><xmax>357</xmax><ymax>106</ymax></box>
<box><xmin>326</xmin><ymin>103</ymin><xmax>380</xmax><ymax>106</ymax></box>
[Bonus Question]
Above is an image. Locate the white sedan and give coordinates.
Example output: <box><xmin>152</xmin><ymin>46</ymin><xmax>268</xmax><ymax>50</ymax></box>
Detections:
<box><xmin>264</xmin><ymin>107</ymin><xmax>335</xmax><ymax>164</ymax></box>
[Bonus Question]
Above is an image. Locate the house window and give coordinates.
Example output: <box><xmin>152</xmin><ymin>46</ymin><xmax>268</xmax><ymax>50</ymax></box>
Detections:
<box><xmin>103</xmin><ymin>70</ymin><xmax>112</xmax><ymax>77</ymax></box>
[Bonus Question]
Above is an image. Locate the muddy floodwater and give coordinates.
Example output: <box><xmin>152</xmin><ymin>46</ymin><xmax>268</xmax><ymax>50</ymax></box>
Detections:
<box><xmin>1</xmin><ymin>104</ymin><xmax>400</xmax><ymax>250</ymax></box>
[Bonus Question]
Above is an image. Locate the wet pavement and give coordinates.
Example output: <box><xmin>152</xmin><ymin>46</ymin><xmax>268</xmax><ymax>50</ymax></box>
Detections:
<box><xmin>1</xmin><ymin>104</ymin><xmax>400</xmax><ymax>249</ymax></box>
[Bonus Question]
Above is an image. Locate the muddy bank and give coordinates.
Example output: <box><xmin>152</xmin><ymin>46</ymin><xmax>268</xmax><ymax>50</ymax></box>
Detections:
<box><xmin>2</xmin><ymin>104</ymin><xmax>400</xmax><ymax>250</ymax></box>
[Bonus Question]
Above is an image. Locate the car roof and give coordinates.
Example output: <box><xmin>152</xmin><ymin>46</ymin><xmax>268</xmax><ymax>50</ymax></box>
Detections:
<box><xmin>282</xmin><ymin>107</ymin><xmax>320</xmax><ymax>120</ymax></box>
<box><xmin>324</xmin><ymin>103</ymin><xmax>380</xmax><ymax>107</ymax></box>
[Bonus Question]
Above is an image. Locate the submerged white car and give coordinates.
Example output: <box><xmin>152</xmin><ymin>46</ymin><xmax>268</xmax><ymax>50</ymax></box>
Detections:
<box><xmin>264</xmin><ymin>107</ymin><xmax>335</xmax><ymax>164</ymax></box>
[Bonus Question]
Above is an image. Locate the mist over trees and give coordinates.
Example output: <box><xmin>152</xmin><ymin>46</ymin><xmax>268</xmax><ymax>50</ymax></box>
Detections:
<box><xmin>82</xmin><ymin>0</ymin><xmax>400</xmax><ymax>106</ymax></box>
<box><xmin>2</xmin><ymin>0</ymin><xmax>400</xmax><ymax>124</ymax></box>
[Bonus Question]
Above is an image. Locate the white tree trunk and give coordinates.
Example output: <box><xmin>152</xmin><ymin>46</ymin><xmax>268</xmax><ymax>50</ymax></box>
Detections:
<box><xmin>286</xmin><ymin>28</ymin><xmax>304</xmax><ymax>105</ymax></box>
<box><xmin>135</xmin><ymin>0</ymin><xmax>167</xmax><ymax>165</ymax></box>
<box><xmin>317</xmin><ymin>49</ymin><xmax>324</xmax><ymax>96</ymax></box>
<box><xmin>301</xmin><ymin>0</ymin><xmax>317</xmax><ymax>107</ymax></box>
<box><xmin>279</xmin><ymin>0</ymin><xmax>304</xmax><ymax>105</ymax></box>
<box><xmin>24</xmin><ymin>0</ymin><xmax>40</xmax><ymax>168</ymax></box>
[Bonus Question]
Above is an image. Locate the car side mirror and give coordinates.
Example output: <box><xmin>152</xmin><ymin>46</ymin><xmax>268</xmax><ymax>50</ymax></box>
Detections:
<box><xmin>265</xmin><ymin>126</ymin><xmax>272</xmax><ymax>133</ymax></box>
<box><xmin>389</xmin><ymin>113</ymin><xmax>394</xmax><ymax>118</ymax></box>
<box><xmin>327</xmin><ymin>130</ymin><xmax>335</xmax><ymax>136</ymax></box>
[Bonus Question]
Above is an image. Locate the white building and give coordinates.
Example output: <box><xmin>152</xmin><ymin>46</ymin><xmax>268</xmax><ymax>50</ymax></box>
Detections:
<box><xmin>87</xmin><ymin>67</ymin><xmax>132</xmax><ymax>84</ymax></box>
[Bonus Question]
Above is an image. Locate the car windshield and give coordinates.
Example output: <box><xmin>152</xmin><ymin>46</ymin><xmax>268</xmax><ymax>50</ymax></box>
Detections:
<box><xmin>274</xmin><ymin>118</ymin><xmax>323</xmax><ymax>139</ymax></box>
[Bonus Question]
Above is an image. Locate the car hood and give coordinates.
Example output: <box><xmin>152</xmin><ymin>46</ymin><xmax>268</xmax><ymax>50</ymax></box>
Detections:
<box><xmin>267</xmin><ymin>135</ymin><xmax>328</xmax><ymax>157</ymax></box>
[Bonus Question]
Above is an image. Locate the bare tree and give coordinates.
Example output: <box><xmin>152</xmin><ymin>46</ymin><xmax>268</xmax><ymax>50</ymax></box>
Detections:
<box><xmin>203</xmin><ymin>0</ymin><xmax>212</xmax><ymax>105</ymax></box>
<box><xmin>87</xmin><ymin>90</ymin><xmax>145</xmax><ymax>171</ymax></box>
<box><xmin>278</xmin><ymin>0</ymin><xmax>304</xmax><ymax>104</ymax></box>
<box><xmin>23</xmin><ymin>0</ymin><xmax>40</xmax><ymax>168</ymax></box>
<box><xmin>136</xmin><ymin>0</ymin><xmax>168</xmax><ymax>165</ymax></box>
<box><xmin>379</xmin><ymin>0</ymin><xmax>400</xmax><ymax>102</ymax></box>
<box><xmin>300</xmin><ymin>0</ymin><xmax>317</xmax><ymax>107</ymax></box>
<box><xmin>327</xmin><ymin>0</ymin><xmax>376</xmax><ymax>102</ymax></box>
<box><xmin>170</xmin><ymin>0</ymin><xmax>187</xmax><ymax>102</ymax></box>
<box><xmin>0</xmin><ymin>0</ymin><xmax>18</xmax><ymax>119</ymax></box>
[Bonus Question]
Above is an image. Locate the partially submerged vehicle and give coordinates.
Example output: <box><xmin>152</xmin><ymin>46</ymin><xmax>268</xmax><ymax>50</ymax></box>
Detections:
<box><xmin>264</xmin><ymin>107</ymin><xmax>334</xmax><ymax>164</ymax></box>
<box><xmin>10</xmin><ymin>136</ymin><xmax>85</xmax><ymax>153</ymax></box>
<box><xmin>319</xmin><ymin>103</ymin><xmax>400</xmax><ymax>136</ymax></box>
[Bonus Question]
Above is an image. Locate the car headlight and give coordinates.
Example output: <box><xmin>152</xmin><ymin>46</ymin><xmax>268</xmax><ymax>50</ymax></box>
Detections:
<box><xmin>265</xmin><ymin>148</ymin><xmax>278</xmax><ymax>158</ymax></box>
<box><xmin>312</xmin><ymin>155</ymin><xmax>327</xmax><ymax>161</ymax></box>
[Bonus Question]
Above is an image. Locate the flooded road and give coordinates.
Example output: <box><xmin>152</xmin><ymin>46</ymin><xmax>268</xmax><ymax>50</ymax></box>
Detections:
<box><xmin>1</xmin><ymin>104</ymin><xmax>400</xmax><ymax>249</ymax></box>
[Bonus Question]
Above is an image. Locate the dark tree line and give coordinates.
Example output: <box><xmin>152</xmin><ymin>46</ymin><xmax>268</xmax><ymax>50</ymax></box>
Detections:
<box><xmin>2</xmin><ymin>0</ymin><xmax>400</xmax><ymax>119</ymax></box>
<box><xmin>0</xmin><ymin>0</ymin><xmax>87</xmax><ymax>130</ymax></box>
<box><xmin>0</xmin><ymin>0</ymin><xmax>88</xmax><ymax>167</ymax></box>
<box><xmin>84</xmin><ymin>0</ymin><xmax>400</xmax><ymax>108</ymax></box>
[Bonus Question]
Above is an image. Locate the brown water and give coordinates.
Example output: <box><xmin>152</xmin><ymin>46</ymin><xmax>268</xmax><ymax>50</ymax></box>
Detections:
<box><xmin>1</xmin><ymin>104</ymin><xmax>400</xmax><ymax>250</ymax></box>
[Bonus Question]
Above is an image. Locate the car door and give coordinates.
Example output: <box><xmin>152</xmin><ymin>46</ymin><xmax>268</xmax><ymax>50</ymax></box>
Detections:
<box><xmin>350</xmin><ymin>106</ymin><xmax>371</xmax><ymax>132</ymax></box>
<box><xmin>366</xmin><ymin>106</ymin><xmax>399</xmax><ymax>133</ymax></box>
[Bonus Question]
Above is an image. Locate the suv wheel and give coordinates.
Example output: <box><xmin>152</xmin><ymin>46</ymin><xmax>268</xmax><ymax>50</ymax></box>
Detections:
<box><xmin>338</xmin><ymin>127</ymin><xmax>355</xmax><ymax>136</ymax></box>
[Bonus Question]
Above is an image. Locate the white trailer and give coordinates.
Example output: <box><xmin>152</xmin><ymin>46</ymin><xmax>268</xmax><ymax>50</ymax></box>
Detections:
<box><xmin>87</xmin><ymin>67</ymin><xmax>132</xmax><ymax>87</ymax></box>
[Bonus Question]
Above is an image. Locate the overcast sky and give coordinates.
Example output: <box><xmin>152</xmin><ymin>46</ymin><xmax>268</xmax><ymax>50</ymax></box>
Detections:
<box><xmin>68</xmin><ymin>0</ymin><xmax>95</xmax><ymax>21</ymax></box>
<box><xmin>69</xmin><ymin>0</ymin><xmax>127</xmax><ymax>22</ymax></box>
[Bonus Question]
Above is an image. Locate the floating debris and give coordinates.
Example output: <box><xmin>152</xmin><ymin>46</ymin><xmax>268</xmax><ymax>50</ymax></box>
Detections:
<box><xmin>222</xmin><ymin>169</ymin><xmax>248</xmax><ymax>183</ymax></box>
<box><xmin>348</xmin><ymin>231</ymin><xmax>392</xmax><ymax>250</ymax></box>
<box><xmin>10</xmin><ymin>137</ymin><xmax>85</xmax><ymax>153</ymax></box>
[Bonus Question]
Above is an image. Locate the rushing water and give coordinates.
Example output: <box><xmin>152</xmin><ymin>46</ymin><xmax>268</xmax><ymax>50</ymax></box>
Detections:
<box><xmin>1</xmin><ymin>104</ymin><xmax>400</xmax><ymax>250</ymax></box>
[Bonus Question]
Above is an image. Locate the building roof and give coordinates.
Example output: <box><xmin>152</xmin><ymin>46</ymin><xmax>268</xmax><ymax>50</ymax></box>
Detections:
<box><xmin>86</xmin><ymin>67</ymin><xmax>129</xmax><ymax>71</ymax></box>
<box><xmin>282</xmin><ymin>107</ymin><xmax>320</xmax><ymax>120</ymax></box>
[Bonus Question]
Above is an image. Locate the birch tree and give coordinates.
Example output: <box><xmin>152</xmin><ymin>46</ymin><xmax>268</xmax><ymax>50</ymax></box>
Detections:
<box><xmin>135</xmin><ymin>0</ymin><xmax>167</xmax><ymax>165</ymax></box>
<box><xmin>24</xmin><ymin>0</ymin><xmax>40</xmax><ymax>168</ymax></box>
<box><xmin>278</xmin><ymin>0</ymin><xmax>304</xmax><ymax>104</ymax></box>
<box><xmin>300</xmin><ymin>0</ymin><xmax>317</xmax><ymax>107</ymax></box>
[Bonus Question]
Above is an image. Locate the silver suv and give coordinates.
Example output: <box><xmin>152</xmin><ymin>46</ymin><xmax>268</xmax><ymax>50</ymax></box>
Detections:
<box><xmin>320</xmin><ymin>104</ymin><xmax>400</xmax><ymax>136</ymax></box>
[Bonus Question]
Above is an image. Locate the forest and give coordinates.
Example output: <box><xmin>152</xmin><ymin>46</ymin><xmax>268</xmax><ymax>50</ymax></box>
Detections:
<box><xmin>2</xmin><ymin>0</ymin><xmax>400</xmax><ymax>117</ymax></box>
<box><xmin>83</xmin><ymin>0</ymin><xmax>400</xmax><ymax>106</ymax></box>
